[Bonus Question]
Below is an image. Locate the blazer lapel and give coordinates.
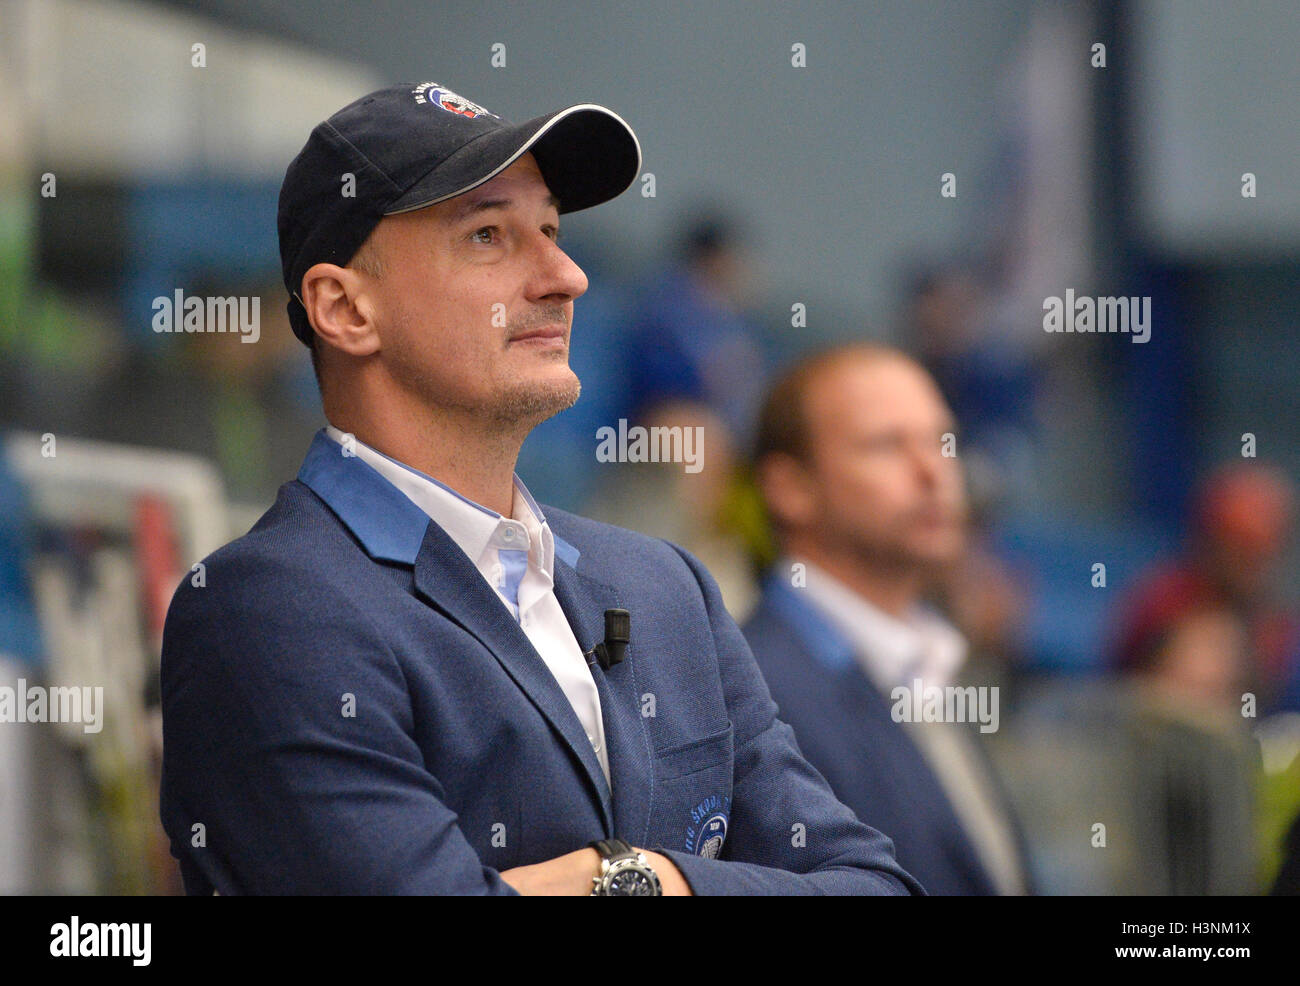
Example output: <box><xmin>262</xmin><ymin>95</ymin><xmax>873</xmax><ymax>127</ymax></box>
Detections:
<box><xmin>551</xmin><ymin>560</ymin><xmax>655</xmax><ymax>847</ymax></box>
<box><xmin>298</xmin><ymin>431</ymin><xmax>638</xmax><ymax>840</ymax></box>
<box><xmin>410</xmin><ymin>520</ymin><xmax>615</xmax><ymax>833</ymax></box>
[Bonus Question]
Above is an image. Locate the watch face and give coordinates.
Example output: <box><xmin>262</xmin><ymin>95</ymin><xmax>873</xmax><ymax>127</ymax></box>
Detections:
<box><xmin>607</xmin><ymin>868</ymin><xmax>656</xmax><ymax>896</ymax></box>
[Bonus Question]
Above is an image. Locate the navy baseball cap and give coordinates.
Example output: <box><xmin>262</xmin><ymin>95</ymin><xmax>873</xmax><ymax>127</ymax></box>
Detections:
<box><xmin>278</xmin><ymin>81</ymin><xmax>642</xmax><ymax>345</ymax></box>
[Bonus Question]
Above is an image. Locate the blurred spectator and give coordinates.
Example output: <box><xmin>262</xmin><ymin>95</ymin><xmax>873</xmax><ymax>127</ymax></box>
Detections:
<box><xmin>581</xmin><ymin>210</ymin><xmax>775</xmax><ymax>618</ymax></box>
<box><xmin>581</xmin><ymin>399</ymin><xmax>757</xmax><ymax>620</ymax></box>
<box><xmin>1114</xmin><ymin>461</ymin><xmax>1299</xmax><ymax>713</ymax></box>
<box><xmin>1117</xmin><ymin>587</ymin><xmax>1250</xmax><ymax>718</ymax></box>
<box><xmin>743</xmin><ymin>343</ymin><xmax>1034</xmax><ymax>894</ymax></box>
<box><xmin>1097</xmin><ymin>463</ymin><xmax>1289</xmax><ymax>893</ymax></box>
<box><xmin>1141</xmin><ymin>607</ymin><xmax>1251</xmax><ymax>715</ymax></box>
<box><xmin>905</xmin><ymin>260</ymin><xmax>1043</xmax><ymax>513</ymax></box>
<box><xmin>626</xmin><ymin>211</ymin><xmax>772</xmax><ymax>449</ymax></box>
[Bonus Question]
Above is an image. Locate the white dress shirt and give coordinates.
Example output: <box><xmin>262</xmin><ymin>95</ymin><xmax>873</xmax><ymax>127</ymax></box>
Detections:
<box><xmin>785</xmin><ymin>558</ymin><xmax>966</xmax><ymax>696</ymax></box>
<box><xmin>787</xmin><ymin>556</ymin><xmax>1027</xmax><ymax>895</ymax></box>
<box><xmin>326</xmin><ymin>425</ymin><xmax>610</xmax><ymax>785</ymax></box>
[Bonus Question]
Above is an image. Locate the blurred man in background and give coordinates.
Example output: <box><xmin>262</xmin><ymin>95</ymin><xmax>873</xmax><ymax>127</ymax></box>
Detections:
<box><xmin>743</xmin><ymin>343</ymin><xmax>1033</xmax><ymax>894</ymax></box>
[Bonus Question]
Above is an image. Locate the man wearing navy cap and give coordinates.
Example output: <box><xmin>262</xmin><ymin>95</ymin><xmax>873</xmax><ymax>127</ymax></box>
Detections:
<box><xmin>159</xmin><ymin>81</ymin><xmax>923</xmax><ymax>895</ymax></box>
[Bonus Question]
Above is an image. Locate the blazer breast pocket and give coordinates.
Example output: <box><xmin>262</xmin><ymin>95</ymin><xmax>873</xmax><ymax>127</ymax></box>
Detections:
<box><xmin>653</xmin><ymin>723</ymin><xmax>735</xmax><ymax>779</ymax></box>
<box><xmin>647</xmin><ymin>722</ymin><xmax>735</xmax><ymax>859</ymax></box>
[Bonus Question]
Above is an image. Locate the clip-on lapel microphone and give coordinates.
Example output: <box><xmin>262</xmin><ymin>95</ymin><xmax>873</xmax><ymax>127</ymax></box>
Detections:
<box><xmin>584</xmin><ymin>608</ymin><xmax>631</xmax><ymax>671</ymax></box>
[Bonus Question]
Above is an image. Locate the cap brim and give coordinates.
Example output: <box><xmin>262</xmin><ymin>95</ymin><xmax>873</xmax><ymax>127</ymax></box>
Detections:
<box><xmin>384</xmin><ymin>103</ymin><xmax>642</xmax><ymax>216</ymax></box>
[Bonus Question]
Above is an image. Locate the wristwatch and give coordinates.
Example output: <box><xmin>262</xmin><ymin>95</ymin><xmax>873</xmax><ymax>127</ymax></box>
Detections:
<box><xmin>588</xmin><ymin>838</ymin><xmax>662</xmax><ymax>896</ymax></box>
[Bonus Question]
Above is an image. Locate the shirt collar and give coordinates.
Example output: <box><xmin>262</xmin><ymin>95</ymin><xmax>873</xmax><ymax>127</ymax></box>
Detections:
<box><xmin>779</xmin><ymin>556</ymin><xmax>967</xmax><ymax>692</ymax></box>
<box><xmin>296</xmin><ymin>427</ymin><xmax>578</xmax><ymax>568</ymax></box>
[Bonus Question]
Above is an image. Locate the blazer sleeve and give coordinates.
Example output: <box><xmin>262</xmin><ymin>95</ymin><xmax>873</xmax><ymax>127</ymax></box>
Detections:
<box><xmin>159</xmin><ymin>553</ymin><xmax>518</xmax><ymax>895</ymax></box>
<box><xmin>650</xmin><ymin>543</ymin><xmax>927</xmax><ymax>896</ymax></box>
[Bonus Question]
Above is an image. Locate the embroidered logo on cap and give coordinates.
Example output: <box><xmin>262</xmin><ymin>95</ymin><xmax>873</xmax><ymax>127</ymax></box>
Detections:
<box><xmin>411</xmin><ymin>82</ymin><xmax>498</xmax><ymax>119</ymax></box>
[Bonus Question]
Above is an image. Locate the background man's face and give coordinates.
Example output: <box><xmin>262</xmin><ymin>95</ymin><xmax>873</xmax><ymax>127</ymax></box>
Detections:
<box><xmin>802</xmin><ymin>356</ymin><xmax>968</xmax><ymax>571</ymax></box>
<box><xmin>362</xmin><ymin>152</ymin><xmax>589</xmax><ymax>424</ymax></box>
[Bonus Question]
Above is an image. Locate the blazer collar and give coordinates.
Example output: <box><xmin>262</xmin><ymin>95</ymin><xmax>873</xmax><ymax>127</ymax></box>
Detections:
<box><xmin>297</xmin><ymin>428</ymin><xmax>579</xmax><ymax>567</ymax></box>
<box><xmin>759</xmin><ymin>569</ymin><xmax>858</xmax><ymax>673</ymax></box>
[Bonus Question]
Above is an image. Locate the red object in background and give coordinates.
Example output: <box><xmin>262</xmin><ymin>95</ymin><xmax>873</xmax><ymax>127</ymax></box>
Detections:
<box><xmin>134</xmin><ymin>494</ymin><xmax>181</xmax><ymax>645</ymax></box>
<box><xmin>1113</xmin><ymin>566</ymin><xmax>1217</xmax><ymax>674</ymax></box>
<box><xmin>1195</xmin><ymin>461</ymin><xmax>1295</xmax><ymax>560</ymax></box>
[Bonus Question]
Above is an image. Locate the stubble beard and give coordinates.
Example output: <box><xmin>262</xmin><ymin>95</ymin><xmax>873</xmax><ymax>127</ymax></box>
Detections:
<box><xmin>486</xmin><ymin>367</ymin><xmax>582</xmax><ymax>428</ymax></box>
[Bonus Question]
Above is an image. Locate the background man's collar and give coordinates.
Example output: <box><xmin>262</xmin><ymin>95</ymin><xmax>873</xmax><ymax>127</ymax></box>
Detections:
<box><xmin>776</xmin><ymin>556</ymin><xmax>967</xmax><ymax>691</ymax></box>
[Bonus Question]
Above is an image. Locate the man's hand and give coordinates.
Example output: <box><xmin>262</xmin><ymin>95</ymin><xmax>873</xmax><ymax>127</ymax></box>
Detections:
<box><xmin>500</xmin><ymin>846</ymin><xmax>693</xmax><ymax>895</ymax></box>
<box><xmin>499</xmin><ymin>848</ymin><xmax>601</xmax><ymax>895</ymax></box>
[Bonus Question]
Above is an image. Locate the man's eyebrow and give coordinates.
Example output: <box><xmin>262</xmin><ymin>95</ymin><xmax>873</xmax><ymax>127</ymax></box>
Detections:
<box><xmin>446</xmin><ymin>192</ymin><xmax>562</xmax><ymax>224</ymax></box>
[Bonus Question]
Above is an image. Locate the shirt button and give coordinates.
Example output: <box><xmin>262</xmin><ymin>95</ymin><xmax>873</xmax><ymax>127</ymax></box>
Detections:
<box><xmin>503</xmin><ymin>528</ymin><xmax>515</xmax><ymax>541</ymax></box>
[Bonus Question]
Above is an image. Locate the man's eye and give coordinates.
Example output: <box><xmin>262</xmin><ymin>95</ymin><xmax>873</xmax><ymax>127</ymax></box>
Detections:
<box><xmin>469</xmin><ymin>226</ymin><xmax>498</xmax><ymax>244</ymax></box>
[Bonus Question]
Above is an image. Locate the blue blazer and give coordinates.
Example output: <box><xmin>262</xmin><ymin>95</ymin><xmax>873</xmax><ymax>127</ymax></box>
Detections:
<box><xmin>159</xmin><ymin>431</ymin><xmax>923</xmax><ymax>895</ymax></box>
<box><xmin>743</xmin><ymin>574</ymin><xmax>1032</xmax><ymax>896</ymax></box>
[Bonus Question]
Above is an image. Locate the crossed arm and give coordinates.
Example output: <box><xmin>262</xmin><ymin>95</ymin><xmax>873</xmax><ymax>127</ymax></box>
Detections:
<box><xmin>501</xmin><ymin>848</ymin><xmax>692</xmax><ymax>895</ymax></box>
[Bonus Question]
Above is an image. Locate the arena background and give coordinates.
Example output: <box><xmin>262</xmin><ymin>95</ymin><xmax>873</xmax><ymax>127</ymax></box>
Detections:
<box><xmin>0</xmin><ymin>0</ymin><xmax>1297</xmax><ymax>896</ymax></box>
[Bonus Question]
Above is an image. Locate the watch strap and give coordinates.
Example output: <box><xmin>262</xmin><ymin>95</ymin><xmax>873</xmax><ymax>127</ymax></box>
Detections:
<box><xmin>590</xmin><ymin>838</ymin><xmax>635</xmax><ymax>861</ymax></box>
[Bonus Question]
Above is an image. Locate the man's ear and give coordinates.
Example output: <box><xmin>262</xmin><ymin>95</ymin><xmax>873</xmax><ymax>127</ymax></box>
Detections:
<box><xmin>757</xmin><ymin>453</ymin><xmax>819</xmax><ymax>531</ymax></box>
<box><xmin>300</xmin><ymin>263</ymin><xmax>381</xmax><ymax>357</ymax></box>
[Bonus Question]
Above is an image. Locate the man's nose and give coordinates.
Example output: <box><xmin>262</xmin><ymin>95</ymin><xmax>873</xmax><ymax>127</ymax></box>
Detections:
<box><xmin>527</xmin><ymin>234</ymin><xmax>588</xmax><ymax>303</ymax></box>
<box><xmin>913</xmin><ymin>437</ymin><xmax>948</xmax><ymax>487</ymax></box>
